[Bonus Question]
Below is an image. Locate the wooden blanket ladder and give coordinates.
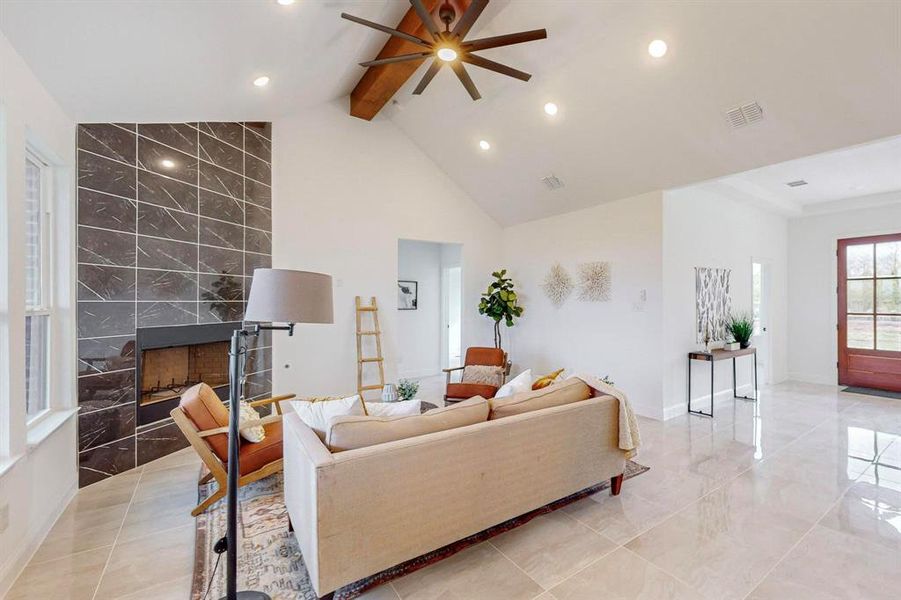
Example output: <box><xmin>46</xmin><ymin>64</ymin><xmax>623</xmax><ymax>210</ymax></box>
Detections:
<box><xmin>355</xmin><ymin>296</ymin><xmax>385</xmax><ymax>399</ymax></box>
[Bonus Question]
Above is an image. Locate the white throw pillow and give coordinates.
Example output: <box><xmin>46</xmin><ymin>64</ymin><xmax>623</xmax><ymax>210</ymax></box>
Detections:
<box><xmin>494</xmin><ymin>369</ymin><xmax>533</xmax><ymax>398</ymax></box>
<box><xmin>238</xmin><ymin>401</ymin><xmax>265</xmax><ymax>443</ymax></box>
<box><xmin>366</xmin><ymin>400</ymin><xmax>422</xmax><ymax>417</ymax></box>
<box><xmin>290</xmin><ymin>395</ymin><xmax>366</xmax><ymax>440</ymax></box>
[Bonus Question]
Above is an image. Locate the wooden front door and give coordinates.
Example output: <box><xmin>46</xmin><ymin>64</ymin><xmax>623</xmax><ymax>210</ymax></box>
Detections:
<box><xmin>838</xmin><ymin>233</ymin><xmax>901</xmax><ymax>392</ymax></box>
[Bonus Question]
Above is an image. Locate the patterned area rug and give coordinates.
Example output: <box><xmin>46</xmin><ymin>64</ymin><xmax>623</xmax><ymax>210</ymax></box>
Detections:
<box><xmin>192</xmin><ymin>460</ymin><xmax>649</xmax><ymax>600</ymax></box>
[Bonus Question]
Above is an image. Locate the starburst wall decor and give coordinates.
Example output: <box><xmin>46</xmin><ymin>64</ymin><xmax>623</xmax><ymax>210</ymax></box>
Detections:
<box><xmin>578</xmin><ymin>262</ymin><xmax>611</xmax><ymax>302</ymax></box>
<box><xmin>541</xmin><ymin>263</ymin><xmax>573</xmax><ymax>307</ymax></box>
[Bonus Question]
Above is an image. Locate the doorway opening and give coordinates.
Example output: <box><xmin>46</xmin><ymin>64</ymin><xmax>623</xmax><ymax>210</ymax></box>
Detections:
<box><xmin>396</xmin><ymin>240</ymin><xmax>463</xmax><ymax>379</ymax></box>
<box><xmin>751</xmin><ymin>260</ymin><xmax>771</xmax><ymax>385</ymax></box>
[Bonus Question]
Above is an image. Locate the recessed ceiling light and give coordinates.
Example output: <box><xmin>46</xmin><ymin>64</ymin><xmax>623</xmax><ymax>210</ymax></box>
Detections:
<box><xmin>160</xmin><ymin>159</ymin><xmax>175</xmax><ymax>169</ymax></box>
<box><xmin>544</xmin><ymin>102</ymin><xmax>558</xmax><ymax>116</ymax></box>
<box><xmin>276</xmin><ymin>0</ymin><xmax>295</xmax><ymax>5</ymax></box>
<box><xmin>437</xmin><ymin>47</ymin><xmax>458</xmax><ymax>62</ymax></box>
<box><xmin>479</xmin><ymin>140</ymin><xmax>491</xmax><ymax>151</ymax></box>
<box><xmin>253</xmin><ymin>75</ymin><xmax>270</xmax><ymax>87</ymax></box>
<box><xmin>648</xmin><ymin>39</ymin><xmax>668</xmax><ymax>58</ymax></box>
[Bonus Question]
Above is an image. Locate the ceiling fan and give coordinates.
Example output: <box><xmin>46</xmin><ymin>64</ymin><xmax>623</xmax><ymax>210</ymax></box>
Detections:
<box><xmin>341</xmin><ymin>0</ymin><xmax>547</xmax><ymax>100</ymax></box>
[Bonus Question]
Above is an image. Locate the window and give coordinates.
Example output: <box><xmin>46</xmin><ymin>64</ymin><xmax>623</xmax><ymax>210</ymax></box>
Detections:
<box><xmin>25</xmin><ymin>152</ymin><xmax>52</xmax><ymax>422</ymax></box>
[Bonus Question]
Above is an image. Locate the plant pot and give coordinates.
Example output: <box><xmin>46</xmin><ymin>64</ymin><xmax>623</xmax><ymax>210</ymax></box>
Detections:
<box><xmin>739</xmin><ymin>340</ymin><xmax>751</xmax><ymax>349</ymax></box>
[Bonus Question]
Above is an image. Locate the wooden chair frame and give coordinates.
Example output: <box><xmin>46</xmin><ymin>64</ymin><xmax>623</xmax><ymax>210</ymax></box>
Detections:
<box><xmin>170</xmin><ymin>393</ymin><xmax>296</xmax><ymax>516</ymax></box>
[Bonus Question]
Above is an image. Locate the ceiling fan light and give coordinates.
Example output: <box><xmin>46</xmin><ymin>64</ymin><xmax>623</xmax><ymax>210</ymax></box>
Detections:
<box><xmin>437</xmin><ymin>47</ymin><xmax>458</xmax><ymax>62</ymax></box>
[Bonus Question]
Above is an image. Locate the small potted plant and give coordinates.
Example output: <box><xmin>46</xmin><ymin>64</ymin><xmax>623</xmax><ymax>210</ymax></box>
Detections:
<box><xmin>727</xmin><ymin>312</ymin><xmax>755</xmax><ymax>349</ymax></box>
<box><xmin>397</xmin><ymin>378</ymin><xmax>420</xmax><ymax>402</ymax></box>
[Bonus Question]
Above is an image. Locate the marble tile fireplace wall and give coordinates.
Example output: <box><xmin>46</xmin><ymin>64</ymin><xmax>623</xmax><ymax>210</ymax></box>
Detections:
<box><xmin>76</xmin><ymin>122</ymin><xmax>273</xmax><ymax>487</ymax></box>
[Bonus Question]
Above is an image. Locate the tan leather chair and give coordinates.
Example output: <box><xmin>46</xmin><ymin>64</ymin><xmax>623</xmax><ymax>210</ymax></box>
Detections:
<box><xmin>170</xmin><ymin>382</ymin><xmax>295</xmax><ymax>516</ymax></box>
<box><xmin>444</xmin><ymin>347</ymin><xmax>507</xmax><ymax>403</ymax></box>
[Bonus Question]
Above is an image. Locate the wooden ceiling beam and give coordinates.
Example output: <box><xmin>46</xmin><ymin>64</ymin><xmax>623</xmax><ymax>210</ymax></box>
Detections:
<box><xmin>349</xmin><ymin>0</ymin><xmax>471</xmax><ymax>121</ymax></box>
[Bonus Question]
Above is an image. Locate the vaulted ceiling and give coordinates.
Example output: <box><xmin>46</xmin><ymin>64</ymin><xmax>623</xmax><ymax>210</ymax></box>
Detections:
<box><xmin>2</xmin><ymin>0</ymin><xmax>900</xmax><ymax>225</ymax></box>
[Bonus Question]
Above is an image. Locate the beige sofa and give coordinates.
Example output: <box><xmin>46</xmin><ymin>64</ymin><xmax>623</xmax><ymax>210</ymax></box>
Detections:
<box><xmin>282</xmin><ymin>379</ymin><xmax>627</xmax><ymax>597</ymax></box>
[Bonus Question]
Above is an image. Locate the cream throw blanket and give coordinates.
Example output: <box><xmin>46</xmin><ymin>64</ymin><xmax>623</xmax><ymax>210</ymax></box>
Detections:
<box><xmin>570</xmin><ymin>374</ymin><xmax>641</xmax><ymax>458</ymax></box>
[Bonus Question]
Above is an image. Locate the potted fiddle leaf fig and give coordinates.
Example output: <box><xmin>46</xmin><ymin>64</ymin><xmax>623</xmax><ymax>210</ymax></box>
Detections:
<box><xmin>478</xmin><ymin>269</ymin><xmax>524</xmax><ymax>350</ymax></box>
<box><xmin>727</xmin><ymin>311</ymin><xmax>755</xmax><ymax>349</ymax></box>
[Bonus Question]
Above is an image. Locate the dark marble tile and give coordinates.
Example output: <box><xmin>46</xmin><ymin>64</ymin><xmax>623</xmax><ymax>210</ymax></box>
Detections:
<box><xmin>78</xmin><ymin>124</ymin><xmax>136</xmax><ymax>164</ymax></box>
<box><xmin>244</xmin><ymin>178</ymin><xmax>271</xmax><ymax>209</ymax></box>
<box><xmin>78</xmin><ymin>226</ymin><xmax>136</xmax><ymax>266</ymax></box>
<box><xmin>244</xmin><ymin>128</ymin><xmax>271</xmax><ymax>163</ymax></box>
<box><xmin>244</xmin><ymin>369</ymin><xmax>272</xmax><ymax>399</ymax></box>
<box><xmin>199</xmin><ymin>189</ymin><xmax>243</xmax><ymax>225</ymax></box>
<box><xmin>78</xmin><ymin>403</ymin><xmax>136</xmax><ymax>452</ymax></box>
<box><xmin>199</xmin><ymin>132</ymin><xmax>243</xmax><ymax>174</ymax></box>
<box><xmin>244</xmin><ymin>329</ymin><xmax>272</xmax><ymax>350</ymax></box>
<box><xmin>78</xmin><ymin>302</ymin><xmax>136</xmax><ymax>338</ymax></box>
<box><xmin>245</xmin><ymin>346</ymin><xmax>272</xmax><ymax>375</ymax></box>
<box><xmin>138</xmin><ymin>203</ymin><xmax>198</xmax><ymax>242</ymax></box>
<box><xmin>115</xmin><ymin>123</ymin><xmax>137</xmax><ymax>131</ymax></box>
<box><xmin>199</xmin><ymin>245</ymin><xmax>243</xmax><ymax>275</ymax></box>
<box><xmin>244</xmin><ymin>203</ymin><xmax>271</xmax><ymax>232</ymax></box>
<box><xmin>243</xmin><ymin>276</ymin><xmax>252</xmax><ymax>301</ymax></box>
<box><xmin>244</xmin><ymin>228</ymin><xmax>271</xmax><ymax>254</ymax></box>
<box><xmin>78</xmin><ymin>150</ymin><xmax>136</xmax><ymax>198</ymax></box>
<box><xmin>244</xmin><ymin>252</ymin><xmax>271</xmax><ymax>277</ymax></box>
<box><xmin>199</xmin><ymin>301</ymin><xmax>244</xmax><ymax>324</ymax></box>
<box><xmin>79</xmin><ymin>435</ymin><xmax>136</xmax><ymax>487</ymax></box>
<box><xmin>78</xmin><ymin>335</ymin><xmax>135</xmax><ymax>376</ymax></box>
<box><xmin>199</xmin><ymin>273</ymin><xmax>243</xmax><ymax>301</ymax></box>
<box><xmin>138</xmin><ymin>137</ymin><xmax>198</xmax><ymax>185</ymax></box>
<box><xmin>137</xmin><ymin>236</ymin><xmax>197</xmax><ymax>271</ymax></box>
<box><xmin>78</xmin><ymin>188</ymin><xmax>136</xmax><ymax>232</ymax></box>
<box><xmin>198</xmin><ymin>122</ymin><xmax>243</xmax><ymax>148</ymax></box>
<box><xmin>137</xmin><ymin>302</ymin><xmax>198</xmax><ymax>327</ymax></box>
<box><xmin>137</xmin><ymin>169</ymin><xmax>198</xmax><ymax>213</ymax></box>
<box><xmin>78</xmin><ymin>264</ymin><xmax>136</xmax><ymax>301</ymax></box>
<box><xmin>200</xmin><ymin>161</ymin><xmax>243</xmax><ymax>199</ymax></box>
<box><xmin>136</xmin><ymin>269</ymin><xmax>197</xmax><ymax>302</ymax></box>
<box><xmin>245</xmin><ymin>153</ymin><xmax>271</xmax><ymax>185</ymax></box>
<box><xmin>138</xmin><ymin>123</ymin><xmax>198</xmax><ymax>155</ymax></box>
<box><xmin>244</xmin><ymin>122</ymin><xmax>271</xmax><ymax>140</ymax></box>
<box><xmin>136</xmin><ymin>420</ymin><xmax>189</xmax><ymax>466</ymax></box>
<box><xmin>78</xmin><ymin>369</ymin><xmax>135</xmax><ymax>414</ymax></box>
<box><xmin>199</xmin><ymin>217</ymin><xmax>243</xmax><ymax>250</ymax></box>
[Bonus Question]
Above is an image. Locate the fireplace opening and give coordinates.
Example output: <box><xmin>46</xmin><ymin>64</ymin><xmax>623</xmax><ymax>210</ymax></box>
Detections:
<box><xmin>139</xmin><ymin>341</ymin><xmax>229</xmax><ymax>407</ymax></box>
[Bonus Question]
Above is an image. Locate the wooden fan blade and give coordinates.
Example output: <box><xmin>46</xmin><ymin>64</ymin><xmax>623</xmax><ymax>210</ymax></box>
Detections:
<box><xmin>463</xmin><ymin>29</ymin><xmax>547</xmax><ymax>51</ymax></box>
<box><xmin>360</xmin><ymin>52</ymin><xmax>433</xmax><ymax>67</ymax></box>
<box><xmin>462</xmin><ymin>53</ymin><xmax>531</xmax><ymax>81</ymax></box>
<box><xmin>451</xmin><ymin>61</ymin><xmax>481</xmax><ymax>100</ymax></box>
<box><xmin>412</xmin><ymin>59</ymin><xmax>443</xmax><ymax>95</ymax></box>
<box><xmin>452</xmin><ymin>0</ymin><xmax>488</xmax><ymax>39</ymax></box>
<box><xmin>409</xmin><ymin>0</ymin><xmax>440</xmax><ymax>40</ymax></box>
<box><xmin>341</xmin><ymin>13</ymin><xmax>433</xmax><ymax>49</ymax></box>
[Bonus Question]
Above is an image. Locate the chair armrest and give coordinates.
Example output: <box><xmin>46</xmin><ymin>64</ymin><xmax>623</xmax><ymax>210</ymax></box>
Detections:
<box><xmin>442</xmin><ymin>366</ymin><xmax>465</xmax><ymax>373</ymax></box>
<box><xmin>197</xmin><ymin>413</ymin><xmax>281</xmax><ymax>437</ymax></box>
<box><xmin>249</xmin><ymin>393</ymin><xmax>296</xmax><ymax>415</ymax></box>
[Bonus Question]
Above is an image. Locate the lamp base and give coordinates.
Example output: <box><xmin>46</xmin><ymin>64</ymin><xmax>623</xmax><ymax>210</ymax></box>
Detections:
<box><xmin>218</xmin><ymin>592</ymin><xmax>271</xmax><ymax>600</ymax></box>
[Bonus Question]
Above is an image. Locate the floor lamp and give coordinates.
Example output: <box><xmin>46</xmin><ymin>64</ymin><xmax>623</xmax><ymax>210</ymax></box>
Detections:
<box><xmin>221</xmin><ymin>268</ymin><xmax>334</xmax><ymax>600</ymax></box>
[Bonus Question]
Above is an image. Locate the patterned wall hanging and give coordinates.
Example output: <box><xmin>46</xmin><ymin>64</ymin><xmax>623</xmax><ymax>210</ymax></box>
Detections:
<box><xmin>577</xmin><ymin>262</ymin><xmax>612</xmax><ymax>302</ymax></box>
<box><xmin>541</xmin><ymin>263</ymin><xmax>573</xmax><ymax>307</ymax></box>
<box><xmin>695</xmin><ymin>267</ymin><xmax>732</xmax><ymax>343</ymax></box>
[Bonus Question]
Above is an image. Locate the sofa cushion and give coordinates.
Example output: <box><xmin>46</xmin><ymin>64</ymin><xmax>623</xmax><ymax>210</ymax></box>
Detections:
<box><xmin>446</xmin><ymin>382</ymin><xmax>498</xmax><ymax>400</ymax></box>
<box><xmin>179</xmin><ymin>383</ymin><xmax>230</xmax><ymax>461</ymax></box>
<box><xmin>326</xmin><ymin>396</ymin><xmax>489</xmax><ymax>452</ymax></box>
<box><xmin>489</xmin><ymin>378</ymin><xmax>591</xmax><ymax>420</ymax></box>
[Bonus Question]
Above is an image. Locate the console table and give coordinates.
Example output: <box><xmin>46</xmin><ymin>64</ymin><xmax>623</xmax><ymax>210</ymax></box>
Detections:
<box><xmin>687</xmin><ymin>347</ymin><xmax>758</xmax><ymax>417</ymax></box>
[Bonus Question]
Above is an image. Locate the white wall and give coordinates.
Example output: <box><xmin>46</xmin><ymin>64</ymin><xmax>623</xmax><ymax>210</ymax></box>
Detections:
<box><xmin>662</xmin><ymin>185</ymin><xmax>789</xmax><ymax>418</ymax></box>
<box><xmin>501</xmin><ymin>191</ymin><xmax>664</xmax><ymax>419</ymax></box>
<box><xmin>271</xmin><ymin>101</ymin><xmax>503</xmax><ymax>398</ymax></box>
<box><xmin>0</xmin><ymin>32</ymin><xmax>77</xmax><ymax>596</ymax></box>
<box><xmin>787</xmin><ymin>200</ymin><xmax>901</xmax><ymax>384</ymax></box>
<box><xmin>397</xmin><ymin>239</ymin><xmax>442</xmax><ymax>378</ymax></box>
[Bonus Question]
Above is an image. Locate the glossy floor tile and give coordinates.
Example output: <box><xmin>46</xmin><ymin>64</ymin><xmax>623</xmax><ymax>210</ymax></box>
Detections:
<box><xmin>7</xmin><ymin>382</ymin><xmax>901</xmax><ymax>600</ymax></box>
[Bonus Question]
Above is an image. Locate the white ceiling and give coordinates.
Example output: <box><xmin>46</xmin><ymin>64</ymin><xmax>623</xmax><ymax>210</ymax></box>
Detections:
<box><xmin>2</xmin><ymin>1</ymin><xmax>901</xmax><ymax>226</ymax></box>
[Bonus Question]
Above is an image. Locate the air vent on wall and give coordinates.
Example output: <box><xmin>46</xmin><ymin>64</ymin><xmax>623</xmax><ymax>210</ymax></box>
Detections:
<box><xmin>786</xmin><ymin>180</ymin><xmax>808</xmax><ymax>187</ymax></box>
<box><xmin>540</xmin><ymin>174</ymin><xmax>565</xmax><ymax>190</ymax></box>
<box><xmin>725</xmin><ymin>101</ymin><xmax>764</xmax><ymax>128</ymax></box>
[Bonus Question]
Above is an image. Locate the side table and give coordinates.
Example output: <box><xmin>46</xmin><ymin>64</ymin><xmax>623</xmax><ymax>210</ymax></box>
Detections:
<box><xmin>687</xmin><ymin>347</ymin><xmax>758</xmax><ymax>417</ymax></box>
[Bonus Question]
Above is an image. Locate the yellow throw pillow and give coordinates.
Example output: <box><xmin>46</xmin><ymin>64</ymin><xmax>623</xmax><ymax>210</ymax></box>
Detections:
<box><xmin>532</xmin><ymin>368</ymin><xmax>565</xmax><ymax>390</ymax></box>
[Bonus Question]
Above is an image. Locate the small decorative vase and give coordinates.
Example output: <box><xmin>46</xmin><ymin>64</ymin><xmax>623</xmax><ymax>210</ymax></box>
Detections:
<box><xmin>381</xmin><ymin>383</ymin><xmax>398</xmax><ymax>402</ymax></box>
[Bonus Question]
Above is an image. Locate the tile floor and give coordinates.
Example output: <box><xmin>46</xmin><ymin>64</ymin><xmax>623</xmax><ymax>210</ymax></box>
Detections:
<box><xmin>7</xmin><ymin>381</ymin><xmax>901</xmax><ymax>599</ymax></box>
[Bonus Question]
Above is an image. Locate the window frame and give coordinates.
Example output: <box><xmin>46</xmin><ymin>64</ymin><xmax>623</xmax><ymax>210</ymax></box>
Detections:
<box><xmin>24</xmin><ymin>148</ymin><xmax>54</xmax><ymax>427</ymax></box>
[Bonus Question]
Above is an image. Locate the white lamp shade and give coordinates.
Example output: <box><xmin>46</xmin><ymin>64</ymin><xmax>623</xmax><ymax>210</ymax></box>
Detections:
<box><xmin>245</xmin><ymin>269</ymin><xmax>334</xmax><ymax>324</ymax></box>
